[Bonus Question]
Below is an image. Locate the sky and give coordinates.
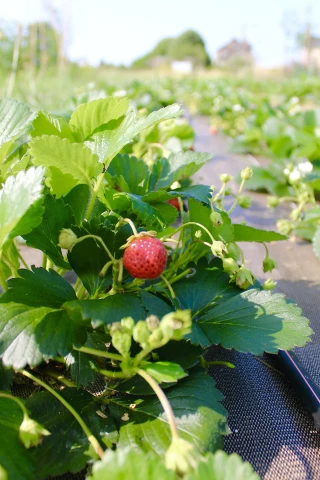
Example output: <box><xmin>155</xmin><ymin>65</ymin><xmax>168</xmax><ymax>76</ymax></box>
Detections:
<box><xmin>0</xmin><ymin>0</ymin><xmax>319</xmax><ymax>67</ymax></box>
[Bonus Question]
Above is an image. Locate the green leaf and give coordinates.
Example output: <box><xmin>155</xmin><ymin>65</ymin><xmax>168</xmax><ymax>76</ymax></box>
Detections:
<box><xmin>189</xmin><ymin>198</ymin><xmax>234</xmax><ymax>244</ymax></box>
<box><xmin>106</xmin><ymin>154</ymin><xmax>149</xmax><ymax>194</ymax></box>
<box><xmin>0</xmin><ymin>267</ymin><xmax>77</xmax><ymax>308</ymax></box>
<box><xmin>0</xmin><ymin>397</ymin><xmax>36</xmax><ymax>480</ymax></box>
<box><xmin>64</xmin><ymin>293</ymin><xmax>148</xmax><ymax>328</ymax></box>
<box><xmin>89</xmin><ymin>449</ymin><xmax>175</xmax><ymax>480</ymax></box>
<box><xmin>110</xmin><ymin>369</ymin><xmax>227</xmax><ymax>455</ymax></box>
<box><xmin>24</xmin><ymin>196</ymin><xmax>74</xmax><ymax>268</ymax></box>
<box><xmin>233</xmin><ymin>224</ymin><xmax>287</xmax><ymax>242</ymax></box>
<box><xmin>30</xmin><ymin>135</ymin><xmax>101</xmax><ymax>196</ymax></box>
<box><xmin>31</xmin><ymin>111</ymin><xmax>75</xmax><ymax>140</ymax></box>
<box><xmin>244</xmin><ymin>166</ymin><xmax>290</xmax><ymax>196</ymax></box>
<box><xmin>0</xmin><ymin>304</ymin><xmax>86</xmax><ymax>368</ymax></box>
<box><xmin>172</xmin><ymin>185</ymin><xmax>212</xmax><ymax>204</ymax></box>
<box><xmin>0</xmin><ymin>167</ymin><xmax>44</xmax><ymax>249</ymax></box>
<box><xmin>312</xmin><ymin>225</ymin><xmax>320</xmax><ymax>259</ymax></box>
<box><xmin>65</xmin><ymin>350</ymin><xmax>96</xmax><ymax>388</ymax></box>
<box><xmin>141</xmin><ymin>361</ymin><xmax>187</xmax><ymax>383</ymax></box>
<box><xmin>174</xmin><ymin>259</ymin><xmax>240</xmax><ymax>315</ymax></box>
<box><xmin>70</xmin><ymin>97</ymin><xmax>129</xmax><ymax>139</ymax></box>
<box><xmin>112</xmin><ymin>192</ymin><xmax>168</xmax><ymax>229</ymax></box>
<box><xmin>26</xmin><ymin>389</ymin><xmax>118</xmax><ymax>479</ymax></box>
<box><xmin>150</xmin><ymin>151</ymin><xmax>212</xmax><ymax>190</ymax></box>
<box><xmin>0</xmin><ymin>99</ymin><xmax>37</xmax><ymax>147</ymax></box>
<box><xmin>196</xmin><ymin>289</ymin><xmax>313</xmax><ymax>353</ymax></box>
<box><xmin>186</xmin><ymin>451</ymin><xmax>260</xmax><ymax>480</ymax></box>
<box><xmin>102</xmin><ymin>104</ymin><xmax>183</xmax><ymax>164</ymax></box>
<box><xmin>64</xmin><ymin>185</ymin><xmax>92</xmax><ymax>225</ymax></box>
<box><xmin>0</xmin><ymin>364</ymin><xmax>13</xmax><ymax>390</ymax></box>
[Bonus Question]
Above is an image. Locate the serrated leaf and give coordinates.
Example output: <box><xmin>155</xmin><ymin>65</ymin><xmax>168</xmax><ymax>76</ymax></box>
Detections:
<box><xmin>189</xmin><ymin>198</ymin><xmax>234</xmax><ymax>244</ymax></box>
<box><xmin>65</xmin><ymin>350</ymin><xmax>96</xmax><ymax>388</ymax></box>
<box><xmin>174</xmin><ymin>259</ymin><xmax>240</xmax><ymax>315</ymax></box>
<box><xmin>196</xmin><ymin>289</ymin><xmax>313</xmax><ymax>353</ymax></box>
<box><xmin>0</xmin><ymin>167</ymin><xmax>44</xmax><ymax>249</ymax></box>
<box><xmin>30</xmin><ymin>135</ymin><xmax>101</xmax><ymax>196</ymax></box>
<box><xmin>90</xmin><ymin>449</ymin><xmax>173</xmax><ymax>480</ymax></box>
<box><xmin>0</xmin><ymin>99</ymin><xmax>37</xmax><ymax>147</ymax></box>
<box><xmin>111</xmin><ymin>369</ymin><xmax>227</xmax><ymax>455</ymax></box>
<box><xmin>112</xmin><ymin>192</ymin><xmax>167</xmax><ymax>229</ymax></box>
<box><xmin>64</xmin><ymin>293</ymin><xmax>148</xmax><ymax>328</ymax></box>
<box><xmin>26</xmin><ymin>389</ymin><xmax>118</xmax><ymax>479</ymax></box>
<box><xmin>0</xmin><ymin>304</ymin><xmax>86</xmax><ymax>368</ymax></box>
<box><xmin>151</xmin><ymin>151</ymin><xmax>212</xmax><ymax>190</ymax></box>
<box><xmin>24</xmin><ymin>196</ymin><xmax>74</xmax><ymax>268</ymax></box>
<box><xmin>89</xmin><ymin>449</ymin><xmax>175</xmax><ymax>480</ymax></box>
<box><xmin>31</xmin><ymin>111</ymin><xmax>75</xmax><ymax>140</ymax></box>
<box><xmin>70</xmin><ymin>97</ymin><xmax>129</xmax><ymax>139</ymax></box>
<box><xmin>186</xmin><ymin>451</ymin><xmax>260</xmax><ymax>480</ymax></box>
<box><xmin>312</xmin><ymin>225</ymin><xmax>320</xmax><ymax>259</ymax></box>
<box><xmin>233</xmin><ymin>224</ymin><xmax>287</xmax><ymax>242</ymax></box>
<box><xmin>0</xmin><ymin>267</ymin><xmax>77</xmax><ymax>308</ymax></box>
<box><xmin>106</xmin><ymin>154</ymin><xmax>149</xmax><ymax>194</ymax></box>
<box><xmin>102</xmin><ymin>104</ymin><xmax>183</xmax><ymax>165</ymax></box>
<box><xmin>0</xmin><ymin>397</ymin><xmax>36</xmax><ymax>480</ymax></box>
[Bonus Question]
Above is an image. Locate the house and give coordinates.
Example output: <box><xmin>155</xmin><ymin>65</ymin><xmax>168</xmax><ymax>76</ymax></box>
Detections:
<box><xmin>302</xmin><ymin>36</ymin><xmax>320</xmax><ymax>70</ymax></box>
<box><xmin>216</xmin><ymin>39</ymin><xmax>254</xmax><ymax>66</ymax></box>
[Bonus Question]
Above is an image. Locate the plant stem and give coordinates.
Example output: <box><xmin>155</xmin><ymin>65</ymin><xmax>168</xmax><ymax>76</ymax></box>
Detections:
<box><xmin>160</xmin><ymin>274</ymin><xmax>176</xmax><ymax>298</ymax></box>
<box><xmin>14</xmin><ymin>243</ymin><xmax>30</xmax><ymax>270</ymax></box>
<box><xmin>97</xmin><ymin>368</ymin><xmax>132</xmax><ymax>379</ymax></box>
<box><xmin>173</xmin><ymin>222</ymin><xmax>216</xmax><ymax>245</ymax></box>
<box><xmin>0</xmin><ymin>262</ymin><xmax>8</xmax><ymax>292</ymax></box>
<box><xmin>42</xmin><ymin>253</ymin><xmax>47</xmax><ymax>269</ymax></box>
<box><xmin>85</xmin><ymin>173</ymin><xmax>104</xmax><ymax>220</ymax></box>
<box><xmin>228</xmin><ymin>179</ymin><xmax>245</xmax><ymax>214</ymax></box>
<box><xmin>136</xmin><ymin>369</ymin><xmax>179</xmax><ymax>439</ymax></box>
<box><xmin>42</xmin><ymin>370</ymin><xmax>77</xmax><ymax>388</ymax></box>
<box><xmin>123</xmin><ymin>218</ymin><xmax>138</xmax><ymax>237</ymax></box>
<box><xmin>74</xmin><ymin>346</ymin><xmax>123</xmax><ymax>362</ymax></box>
<box><xmin>0</xmin><ymin>392</ymin><xmax>29</xmax><ymax>417</ymax></box>
<box><xmin>21</xmin><ymin>370</ymin><xmax>104</xmax><ymax>459</ymax></box>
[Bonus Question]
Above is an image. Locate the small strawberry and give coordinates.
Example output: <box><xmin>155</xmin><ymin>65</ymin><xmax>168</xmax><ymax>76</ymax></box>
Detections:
<box><xmin>168</xmin><ymin>198</ymin><xmax>181</xmax><ymax>211</ymax></box>
<box><xmin>209</xmin><ymin>125</ymin><xmax>218</xmax><ymax>135</ymax></box>
<box><xmin>123</xmin><ymin>236</ymin><xmax>167</xmax><ymax>279</ymax></box>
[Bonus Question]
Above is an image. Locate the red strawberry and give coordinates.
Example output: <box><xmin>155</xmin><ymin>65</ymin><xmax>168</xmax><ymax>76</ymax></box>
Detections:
<box><xmin>168</xmin><ymin>198</ymin><xmax>180</xmax><ymax>211</ymax></box>
<box><xmin>123</xmin><ymin>236</ymin><xmax>167</xmax><ymax>279</ymax></box>
<box><xmin>209</xmin><ymin>125</ymin><xmax>218</xmax><ymax>135</ymax></box>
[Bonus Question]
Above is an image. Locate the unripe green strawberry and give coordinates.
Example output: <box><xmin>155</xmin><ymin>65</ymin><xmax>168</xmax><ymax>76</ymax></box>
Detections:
<box><xmin>123</xmin><ymin>236</ymin><xmax>167</xmax><ymax>279</ymax></box>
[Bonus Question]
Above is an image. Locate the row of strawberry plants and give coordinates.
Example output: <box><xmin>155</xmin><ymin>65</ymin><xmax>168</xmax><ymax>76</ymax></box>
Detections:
<box><xmin>0</xmin><ymin>96</ymin><xmax>313</xmax><ymax>479</ymax></box>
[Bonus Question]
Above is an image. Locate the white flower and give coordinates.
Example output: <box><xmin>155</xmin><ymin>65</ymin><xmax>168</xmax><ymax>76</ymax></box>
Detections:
<box><xmin>233</xmin><ymin>104</ymin><xmax>244</xmax><ymax>112</ymax></box>
<box><xmin>113</xmin><ymin>90</ymin><xmax>127</xmax><ymax>97</ymax></box>
<box><xmin>289</xmin><ymin>169</ymin><xmax>301</xmax><ymax>183</ymax></box>
<box><xmin>284</xmin><ymin>168</ymin><xmax>290</xmax><ymax>176</ymax></box>
<box><xmin>297</xmin><ymin>161</ymin><xmax>313</xmax><ymax>174</ymax></box>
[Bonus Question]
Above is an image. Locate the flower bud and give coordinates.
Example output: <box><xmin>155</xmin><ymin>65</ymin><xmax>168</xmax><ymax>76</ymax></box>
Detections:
<box><xmin>133</xmin><ymin>321</ymin><xmax>150</xmax><ymax>347</ymax></box>
<box><xmin>146</xmin><ymin>315</ymin><xmax>160</xmax><ymax>331</ymax></box>
<box><xmin>160</xmin><ymin>310</ymin><xmax>192</xmax><ymax>341</ymax></box>
<box><xmin>220</xmin><ymin>173</ymin><xmax>232</xmax><ymax>184</ymax></box>
<box><xmin>148</xmin><ymin>328</ymin><xmax>164</xmax><ymax>346</ymax></box>
<box><xmin>226</xmin><ymin>243</ymin><xmax>241</xmax><ymax>261</ymax></box>
<box><xmin>224</xmin><ymin>187</ymin><xmax>232</xmax><ymax>196</ymax></box>
<box><xmin>165</xmin><ymin>437</ymin><xmax>199</xmax><ymax>475</ymax></box>
<box><xmin>267</xmin><ymin>196</ymin><xmax>280</xmax><ymax>208</ymax></box>
<box><xmin>210</xmin><ymin>211</ymin><xmax>223</xmax><ymax>226</ymax></box>
<box><xmin>241</xmin><ymin>167</ymin><xmax>253</xmax><ymax>181</ymax></box>
<box><xmin>263</xmin><ymin>256</ymin><xmax>277</xmax><ymax>273</ymax></box>
<box><xmin>277</xmin><ymin>219</ymin><xmax>292</xmax><ymax>236</ymax></box>
<box><xmin>58</xmin><ymin>229</ymin><xmax>77</xmax><ymax>250</ymax></box>
<box><xmin>290</xmin><ymin>208</ymin><xmax>301</xmax><ymax>221</ymax></box>
<box><xmin>112</xmin><ymin>330</ymin><xmax>131</xmax><ymax>357</ymax></box>
<box><xmin>235</xmin><ymin>267</ymin><xmax>255</xmax><ymax>289</ymax></box>
<box><xmin>223</xmin><ymin>257</ymin><xmax>239</xmax><ymax>274</ymax></box>
<box><xmin>195</xmin><ymin>230</ymin><xmax>202</xmax><ymax>238</ymax></box>
<box><xmin>121</xmin><ymin>317</ymin><xmax>135</xmax><ymax>333</ymax></box>
<box><xmin>19</xmin><ymin>415</ymin><xmax>50</xmax><ymax>448</ymax></box>
<box><xmin>211</xmin><ymin>240</ymin><xmax>227</xmax><ymax>257</ymax></box>
<box><xmin>263</xmin><ymin>279</ymin><xmax>277</xmax><ymax>291</ymax></box>
<box><xmin>237</xmin><ymin>195</ymin><xmax>252</xmax><ymax>209</ymax></box>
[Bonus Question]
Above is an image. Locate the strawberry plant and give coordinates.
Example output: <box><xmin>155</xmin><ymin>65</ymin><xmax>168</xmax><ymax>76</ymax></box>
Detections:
<box><xmin>0</xmin><ymin>97</ymin><xmax>313</xmax><ymax>479</ymax></box>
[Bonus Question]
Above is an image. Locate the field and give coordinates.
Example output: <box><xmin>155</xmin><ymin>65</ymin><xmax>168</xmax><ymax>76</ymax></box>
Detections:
<box><xmin>0</xmin><ymin>66</ymin><xmax>319</xmax><ymax>479</ymax></box>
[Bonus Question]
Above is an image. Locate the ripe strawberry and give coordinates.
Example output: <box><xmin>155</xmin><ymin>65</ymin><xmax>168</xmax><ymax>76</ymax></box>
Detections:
<box><xmin>123</xmin><ymin>236</ymin><xmax>167</xmax><ymax>279</ymax></box>
<box><xmin>168</xmin><ymin>198</ymin><xmax>181</xmax><ymax>211</ymax></box>
<box><xmin>209</xmin><ymin>125</ymin><xmax>218</xmax><ymax>135</ymax></box>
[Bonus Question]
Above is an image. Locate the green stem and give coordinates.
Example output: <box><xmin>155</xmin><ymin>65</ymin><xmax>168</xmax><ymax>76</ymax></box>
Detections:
<box><xmin>97</xmin><ymin>368</ymin><xmax>132</xmax><ymax>379</ymax></box>
<box><xmin>0</xmin><ymin>259</ymin><xmax>8</xmax><ymax>292</ymax></box>
<box><xmin>168</xmin><ymin>268</ymin><xmax>193</xmax><ymax>285</ymax></box>
<box><xmin>85</xmin><ymin>173</ymin><xmax>104</xmax><ymax>220</ymax></box>
<box><xmin>160</xmin><ymin>274</ymin><xmax>176</xmax><ymax>299</ymax></box>
<box><xmin>123</xmin><ymin>218</ymin><xmax>138</xmax><ymax>237</ymax></box>
<box><xmin>136</xmin><ymin>369</ymin><xmax>179</xmax><ymax>439</ymax></box>
<box><xmin>42</xmin><ymin>370</ymin><xmax>77</xmax><ymax>388</ymax></box>
<box><xmin>42</xmin><ymin>253</ymin><xmax>47</xmax><ymax>269</ymax></box>
<box><xmin>21</xmin><ymin>370</ymin><xmax>104</xmax><ymax>459</ymax></box>
<box><xmin>14</xmin><ymin>243</ymin><xmax>30</xmax><ymax>270</ymax></box>
<box><xmin>0</xmin><ymin>392</ymin><xmax>29</xmax><ymax>416</ymax></box>
<box><xmin>74</xmin><ymin>346</ymin><xmax>123</xmax><ymax>362</ymax></box>
<box><xmin>173</xmin><ymin>222</ymin><xmax>216</xmax><ymax>245</ymax></box>
<box><xmin>228</xmin><ymin>179</ymin><xmax>245</xmax><ymax>214</ymax></box>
